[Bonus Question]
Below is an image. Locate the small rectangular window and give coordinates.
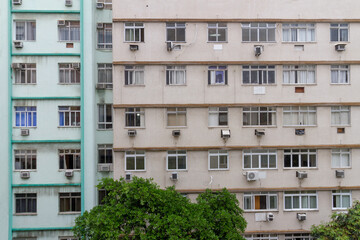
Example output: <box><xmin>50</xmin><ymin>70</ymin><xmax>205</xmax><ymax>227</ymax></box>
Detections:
<box><xmin>58</xmin><ymin>21</ymin><xmax>80</xmax><ymax>42</ymax></box>
<box><xmin>331</xmin><ymin>106</ymin><xmax>350</xmax><ymax>126</ymax></box>
<box><xmin>125</xmin><ymin>66</ymin><xmax>144</xmax><ymax>85</ymax></box>
<box><xmin>243</xmin><ymin>150</ymin><xmax>277</xmax><ymax>169</ymax></box>
<box><xmin>283</xmin><ymin>106</ymin><xmax>317</xmax><ymax>126</ymax></box>
<box><xmin>332</xmin><ymin>190</ymin><xmax>351</xmax><ymax>209</ymax></box>
<box><xmin>243</xmin><ymin>192</ymin><xmax>278</xmax><ymax>211</ymax></box>
<box><xmin>98</xmin><ymin>144</ymin><xmax>113</xmax><ymax>164</ymax></box>
<box><xmin>330</xmin><ymin>23</ymin><xmax>348</xmax><ymax>42</ymax></box>
<box><xmin>284</xmin><ymin>191</ymin><xmax>317</xmax><ymax>210</ymax></box>
<box><xmin>208</xmin><ymin>66</ymin><xmax>227</xmax><ymax>85</ymax></box>
<box><xmin>125</xmin><ymin>151</ymin><xmax>145</xmax><ymax>171</ymax></box>
<box><xmin>167</xmin><ymin>150</ymin><xmax>187</xmax><ymax>170</ymax></box>
<box><xmin>14</xmin><ymin>63</ymin><xmax>36</xmax><ymax>84</ymax></box>
<box><xmin>98</xmin><ymin>189</ymin><xmax>109</xmax><ymax>205</ymax></box>
<box><xmin>15</xmin><ymin>193</ymin><xmax>37</xmax><ymax>213</ymax></box>
<box><xmin>242</xmin><ymin>23</ymin><xmax>276</xmax><ymax>42</ymax></box>
<box><xmin>166</xmin><ymin>66</ymin><xmax>186</xmax><ymax>85</ymax></box>
<box><xmin>208</xmin><ymin>23</ymin><xmax>227</xmax><ymax>42</ymax></box>
<box><xmin>208</xmin><ymin>150</ymin><xmax>228</xmax><ymax>170</ymax></box>
<box><xmin>242</xmin><ymin>65</ymin><xmax>275</xmax><ymax>85</ymax></box>
<box><xmin>331</xmin><ymin>149</ymin><xmax>350</xmax><ymax>168</ymax></box>
<box><xmin>331</xmin><ymin>65</ymin><xmax>349</xmax><ymax>84</ymax></box>
<box><xmin>208</xmin><ymin>107</ymin><xmax>228</xmax><ymax>126</ymax></box>
<box><xmin>284</xmin><ymin>149</ymin><xmax>317</xmax><ymax>168</ymax></box>
<box><xmin>98</xmin><ymin>104</ymin><xmax>112</xmax><ymax>129</ymax></box>
<box><xmin>166</xmin><ymin>22</ymin><xmax>185</xmax><ymax>42</ymax></box>
<box><xmin>15</xmin><ymin>106</ymin><xmax>37</xmax><ymax>127</ymax></box>
<box><xmin>14</xmin><ymin>21</ymin><xmax>36</xmax><ymax>41</ymax></box>
<box><xmin>124</xmin><ymin>23</ymin><xmax>144</xmax><ymax>42</ymax></box>
<box><xmin>58</xmin><ymin>106</ymin><xmax>81</xmax><ymax>127</ymax></box>
<box><xmin>282</xmin><ymin>23</ymin><xmax>315</xmax><ymax>42</ymax></box>
<box><xmin>125</xmin><ymin>108</ymin><xmax>145</xmax><ymax>127</ymax></box>
<box><xmin>14</xmin><ymin>150</ymin><xmax>36</xmax><ymax>170</ymax></box>
<box><xmin>283</xmin><ymin>65</ymin><xmax>316</xmax><ymax>84</ymax></box>
<box><xmin>167</xmin><ymin>108</ymin><xmax>186</xmax><ymax>127</ymax></box>
<box><xmin>98</xmin><ymin>64</ymin><xmax>113</xmax><ymax>88</ymax></box>
<box><xmin>59</xmin><ymin>149</ymin><xmax>80</xmax><ymax>170</ymax></box>
<box><xmin>284</xmin><ymin>233</ymin><xmax>314</xmax><ymax>240</ymax></box>
<box><xmin>243</xmin><ymin>107</ymin><xmax>276</xmax><ymax>126</ymax></box>
<box><xmin>59</xmin><ymin>192</ymin><xmax>81</xmax><ymax>213</ymax></box>
<box><xmin>59</xmin><ymin>63</ymin><xmax>80</xmax><ymax>84</ymax></box>
<box><xmin>97</xmin><ymin>23</ymin><xmax>112</xmax><ymax>49</ymax></box>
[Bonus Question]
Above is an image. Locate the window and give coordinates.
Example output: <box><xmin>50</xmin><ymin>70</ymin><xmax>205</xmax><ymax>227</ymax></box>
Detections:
<box><xmin>244</xmin><ymin>234</ymin><xmax>278</xmax><ymax>240</ymax></box>
<box><xmin>284</xmin><ymin>191</ymin><xmax>317</xmax><ymax>210</ymax></box>
<box><xmin>332</xmin><ymin>190</ymin><xmax>351</xmax><ymax>209</ymax></box>
<box><xmin>98</xmin><ymin>104</ymin><xmax>112</xmax><ymax>129</ymax></box>
<box><xmin>98</xmin><ymin>189</ymin><xmax>109</xmax><ymax>205</ymax></box>
<box><xmin>125</xmin><ymin>151</ymin><xmax>145</xmax><ymax>171</ymax></box>
<box><xmin>14</xmin><ymin>150</ymin><xmax>36</xmax><ymax>170</ymax></box>
<box><xmin>167</xmin><ymin>107</ymin><xmax>186</xmax><ymax>127</ymax></box>
<box><xmin>208</xmin><ymin>66</ymin><xmax>227</xmax><ymax>85</ymax></box>
<box><xmin>331</xmin><ymin>149</ymin><xmax>350</xmax><ymax>168</ymax></box>
<box><xmin>242</xmin><ymin>23</ymin><xmax>276</xmax><ymax>42</ymax></box>
<box><xmin>59</xmin><ymin>192</ymin><xmax>81</xmax><ymax>213</ymax></box>
<box><xmin>59</xmin><ymin>106</ymin><xmax>80</xmax><ymax>127</ymax></box>
<box><xmin>208</xmin><ymin>23</ymin><xmax>227</xmax><ymax>42</ymax></box>
<box><xmin>98</xmin><ymin>64</ymin><xmax>113</xmax><ymax>88</ymax></box>
<box><xmin>330</xmin><ymin>23</ymin><xmax>348</xmax><ymax>42</ymax></box>
<box><xmin>242</xmin><ymin>65</ymin><xmax>275</xmax><ymax>85</ymax></box>
<box><xmin>285</xmin><ymin>234</ymin><xmax>314</xmax><ymax>240</ymax></box>
<box><xmin>243</xmin><ymin>150</ymin><xmax>277</xmax><ymax>169</ymax></box>
<box><xmin>97</xmin><ymin>0</ymin><xmax>112</xmax><ymax>9</ymax></box>
<box><xmin>283</xmin><ymin>106</ymin><xmax>317</xmax><ymax>126</ymax></box>
<box><xmin>15</xmin><ymin>106</ymin><xmax>37</xmax><ymax>127</ymax></box>
<box><xmin>166</xmin><ymin>22</ymin><xmax>185</xmax><ymax>42</ymax></box>
<box><xmin>166</xmin><ymin>66</ymin><xmax>186</xmax><ymax>85</ymax></box>
<box><xmin>58</xmin><ymin>21</ymin><xmax>80</xmax><ymax>41</ymax></box>
<box><xmin>331</xmin><ymin>106</ymin><xmax>350</xmax><ymax>126</ymax></box>
<box><xmin>243</xmin><ymin>107</ymin><xmax>276</xmax><ymax>126</ymax></box>
<box><xmin>97</xmin><ymin>23</ymin><xmax>112</xmax><ymax>49</ymax></box>
<box><xmin>98</xmin><ymin>144</ymin><xmax>113</xmax><ymax>164</ymax></box>
<box><xmin>59</xmin><ymin>63</ymin><xmax>80</xmax><ymax>84</ymax></box>
<box><xmin>59</xmin><ymin>149</ymin><xmax>80</xmax><ymax>170</ymax></box>
<box><xmin>208</xmin><ymin>107</ymin><xmax>228</xmax><ymax>126</ymax></box>
<box><xmin>15</xmin><ymin>193</ymin><xmax>36</xmax><ymax>214</ymax></box>
<box><xmin>125</xmin><ymin>66</ymin><xmax>144</xmax><ymax>85</ymax></box>
<box><xmin>209</xmin><ymin>150</ymin><xmax>228</xmax><ymax>170</ymax></box>
<box><xmin>14</xmin><ymin>21</ymin><xmax>36</xmax><ymax>41</ymax></box>
<box><xmin>167</xmin><ymin>150</ymin><xmax>187</xmax><ymax>170</ymax></box>
<box><xmin>125</xmin><ymin>108</ymin><xmax>145</xmax><ymax>127</ymax></box>
<box><xmin>282</xmin><ymin>23</ymin><xmax>315</xmax><ymax>42</ymax></box>
<box><xmin>14</xmin><ymin>63</ymin><xmax>36</xmax><ymax>84</ymax></box>
<box><xmin>59</xmin><ymin>237</ymin><xmax>78</xmax><ymax>240</ymax></box>
<box><xmin>124</xmin><ymin>23</ymin><xmax>144</xmax><ymax>42</ymax></box>
<box><xmin>243</xmin><ymin>192</ymin><xmax>277</xmax><ymax>211</ymax></box>
<box><xmin>284</xmin><ymin>149</ymin><xmax>317</xmax><ymax>168</ymax></box>
<box><xmin>283</xmin><ymin>65</ymin><xmax>315</xmax><ymax>84</ymax></box>
<box><xmin>331</xmin><ymin>65</ymin><xmax>349</xmax><ymax>84</ymax></box>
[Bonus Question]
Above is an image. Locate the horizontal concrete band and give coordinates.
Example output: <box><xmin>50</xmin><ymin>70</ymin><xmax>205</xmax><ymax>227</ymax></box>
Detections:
<box><xmin>12</xmin><ymin>183</ymin><xmax>80</xmax><ymax>188</ymax></box>
<box><xmin>12</xmin><ymin>227</ymin><xmax>73</xmax><ymax>232</ymax></box>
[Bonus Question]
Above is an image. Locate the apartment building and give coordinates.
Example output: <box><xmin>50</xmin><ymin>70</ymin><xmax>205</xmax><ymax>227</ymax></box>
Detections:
<box><xmin>1</xmin><ymin>0</ymin><xmax>113</xmax><ymax>239</ymax></box>
<box><xmin>112</xmin><ymin>0</ymin><xmax>360</xmax><ymax>239</ymax></box>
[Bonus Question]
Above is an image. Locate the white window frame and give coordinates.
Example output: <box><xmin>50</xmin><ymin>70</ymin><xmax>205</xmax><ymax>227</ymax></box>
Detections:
<box><xmin>125</xmin><ymin>66</ymin><xmax>145</xmax><ymax>85</ymax></box>
<box><xmin>98</xmin><ymin>104</ymin><xmax>112</xmax><ymax>130</ymax></box>
<box><xmin>244</xmin><ymin>234</ymin><xmax>278</xmax><ymax>240</ymax></box>
<box><xmin>241</xmin><ymin>23</ymin><xmax>276</xmax><ymax>42</ymax></box>
<box><xmin>331</xmin><ymin>65</ymin><xmax>349</xmax><ymax>84</ymax></box>
<box><xmin>331</xmin><ymin>148</ymin><xmax>351</xmax><ymax>168</ymax></box>
<box><xmin>284</xmin><ymin>191</ymin><xmax>318</xmax><ymax>210</ymax></box>
<box><xmin>243</xmin><ymin>192</ymin><xmax>278</xmax><ymax>211</ymax></box>
<box><xmin>331</xmin><ymin>106</ymin><xmax>350</xmax><ymax>126</ymax></box>
<box><xmin>58</xmin><ymin>21</ymin><xmax>80</xmax><ymax>42</ymax></box>
<box><xmin>283</xmin><ymin>106</ymin><xmax>317</xmax><ymax>126</ymax></box>
<box><xmin>282</xmin><ymin>23</ymin><xmax>315</xmax><ymax>42</ymax></box>
<box><xmin>332</xmin><ymin>190</ymin><xmax>351</xmax><ymax>210</ymax></box>
<box><xmin>14</xmin><ymin>20</ymin><xmax>36</xmax><ymax>41</ymax></box>
<box><xmin>14</xmin><ymin>149</ymin><xmax>37</xmax><ymax>170</ymax></box>
<box><xmin>125</xmin><ymin>151</ymin><xmax>146</xmax><ymax>171</ymax></box>
<box><xmin>166</xmin><ymin>150</ymin><xmax>187</xmax><ymax>171</ymax></box>
<box><xmin>207</xmin><ymin>23</ymin><xmax>227</xmax><ymax>42</ymax></box>
<box><xmin>166</xmin><ymin>107</ymin><xmax>187</xmax><ymax>127</ymax></box>
<box><xmin>284</xmin><ymin>234</ymin><xmax>314</xmax><ymax>240</ymax></box>
<box><xmin>283</xmin><ymin>65</ymin><xmax>316</xmax><ymax>84</ymax></box>
<box><xmin>208</xmin><ymin>150</ymin><xmax>228</xmax><ymax>170</ymax></box>
<box><xmin>14</xmin><ymin>106</ymin><xmax>37</xmax><ymax>127</ymax></box>
<box><xmin>283</xmin><ymin>149</ymin><xmax>317</xmax><ymax>168</ymax></box>
<box><xmin>166</xmin><ymin>22</ymin><xmax>186</xmax><ymax>42</ymax></box>
<box><xmin>166</xmin><ymin>66</ymin><xmax>186</xmax><ymax>85</ymax></box>
<box><xmin>242</xmin><ymin>65</ymin><xmax>276</xmax><ymax>85</ymax></box>
<box><xmin>14</xmin><ymin>63</ymin><xmax>36</xmax><ymax>84</ymax></box>
<box><xmin>58</xmin><ymin>106</ymin><xmax>81</xmax><ymax>127</ymax></box>
<box><xmin>124</xmin><ymin>22</ymin><xmax>144</xmax><ymax>42</ymax></box>
<box><xmin>208</xmin><ymin>66</ymin><xmax>227</xmax><ymax>85</ymax></box>
<box><xmin>97</xmin><ymin>23</ymin><xmax>112</xmax><ymax>49</ymax></box>
<box><xmin>97</xmin><ymin>63</ymin><xmax>113</xmax><ymax>88</ymax></box>
<box><xmin>125</xmin><ymin>108</ymin><xmax>145</xmax><ymax>128</ymax></box>
<box><xmin>243</xmin><ymin>107</ymin><xmax>276</xmax><ymax>126</ymax></box>
<box><xmin>98</xmin><ymin>144</ymin><xmax>113</xmax><ymax>164</ymax></box>
<box><xmin>59</xmin><ymin>149</ymin><xmax>81</xmax><ymax>170</ymax></box>
<box><xmin>243</xmin><ymin>150</ymin><xmax>277</xmax><ymax>169</ymax></box>
<box><xmin>59</xmin><ymin>192</ymin><xmax>81</xmax><ymax>213</ymax></box>
<box><xmin>59</xmin><ymin>63</ymin><xmax>80</xmax><ymax>84</ymax></box>
<box><xmin>208</xmin><ymin>107</ymin><xmax>228</xmax><ymax>127</ymax></box>
<box><xmin>330</xmin><ymin>23</ymin><xmax>349</xmax><ymax>42</ymax></box>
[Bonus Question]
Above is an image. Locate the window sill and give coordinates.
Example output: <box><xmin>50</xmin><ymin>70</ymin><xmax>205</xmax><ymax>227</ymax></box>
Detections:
<box><xmin>208</xmin><ymin>126</ymin><xmax>229</xmax><ymax>128</ymax></box>
<box><xmin>283</xmin><ymin>209</ymin><xmax>318</xmax><ymax>212</ymax></box>
<box><xmin>331</xmin><ymin>167</ymin><xmax>351</xmax><ymax>169</ymax></box>
<box><xmin>331</xmin><ymin>125</ymin><xmax>350</xmax><ymax>127</ymax></box>
<box><xmin>58</xmin><ymin>83</ymin><xmax>80</xmax><ymax>85</ymax></box>
<box><xmin>208</xmin><ymin>169</ymin><xmax>229</xmax><ymax>171</ymax></box>
<box><xmin>13</xmin><ymin>83</ymin><xmax>37</xmax><ymax>85</ymax></box>
<box><xmin>243</xmin><ymin>168</ymin><xmax>278</xmax><ymax>170</ymax></box>
<box><xmin>13</xmin><ymin>126</ymin><xmax>37</xmax><ymax>129</ymax></box>
<box><xmin>124</xmin><ymin>41</ymin><xmax>145</xmax><ymax>44</ymax></box>
<box><xmin>282</xmin><ymin>125</ymin><xmax>317</xmax><ymax>128</ymax></box>
<box><xmin>242</xmin><ymin>125</ymin><xmax>277</xmax><ymax>128</ymax></box>
<box><xmin>167</xmin><ymin>169</ymin><xmax>188</xmax><ymax>172</ymax></box>
<box><xmin>166</xmin><ymin>126</ymin><xmax>187</xmax><ymax>129</ymax></box>
<box><xmin>58</xmin><ymin>212</ymin><xmax>81</xmax><ymax>215</ymax></box>
<box><xmin>14</xmin><ymin>213</ymin><xmax>37</xmax><ymax>216</ymax></box>
<box><xmin>241</xmin><ymin>41</ymin><xmax>277</xmax><ymax>43</ymax></box>
<box><xmin>283</xmin><ymin>167</ymin><xmax>318</xmax><ymax>170</ymax></box>
<box><xmin>241</xmin><ymin>84</ymin><xmax>277</xmax><ymax>86</ymax></box>
<box><xmin>14</xmin><ymin>169</ymin><xmax>37</xmax><ymax>172</ymax></box>
<box><xmin>165</xmin><ymin>84</ymin><xmax>187</xmax><ymax>87</ymax></box>
<box><xmin>124</xmin><ymin>84</ymin><xmax>146</xmax><ymax>87</ymax></box>
<box><xmin>207</xmin><ymin>41</ymin><xmax>228</xmax><ymax>43</ymax></box>
<box><xmin>58</xmin><ymin>169</ymin><xmax>81</xmax><ymax>172</ymax></box>
<box><xmin>244</xmin><ymin>210</ymin><xmax>279</xmax><ymax>213</ymax></box>
<box><xmin>330</xmin><ymin>83</ymin><xmax>350</xmax><ymax>85</ymax></box>
<box><xmin>97</xmin><ymin>128</ymin><xmax>113</xmax><ymax>131</ymax></box>
<box><xmin>125</xmin><ymin>170</ymin><xmax>146</xmax><ymax>172</ymax></box>
<box><xmin>124</xmin><ymin>127</ymin><xmax>145</xmax><ymax>129</ymax></box>
<box><xmin>96</xmin><ymin>48</ymin><xmax>113</xmax><ymax>51</ymax></box>
<box><xmin>207</xmin><ymin>84</ymin><xmax>228</xmax><ymax>87</ymax></box>
<box><xmin>281</xmin><ymin>41</ymin><xmax>317</xmax><ymax>44</ymax></box>
<box><xmin>58</xmin><ymin>126</ymin><xmax>81</xmax><ymax>128</ymax></box>
<box><xmin>330</xmin><ymin>41</ymin><xmax>350</xmax><ymax>44</ymax></box>
<box><xmin>282</xmin><ymin>84</ymin><xmax>317</xmax><ymax>86</ymax></box>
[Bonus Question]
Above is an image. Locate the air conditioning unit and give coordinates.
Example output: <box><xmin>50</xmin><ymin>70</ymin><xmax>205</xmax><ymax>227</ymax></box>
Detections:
<box><xmin>255</xmin><ymin>129</ymin><xmax>265</xmax><ymax>136</ymax></box>
<box><xmin>58</xmin><ymin>20</ymin><xmax>66</xmax><ymax>26</ymax></box>
<box><xmin>72</xmin><ymin>63</ymin><xmax>80</xmax><ymax>69</ymax></box>
<box><xmin>13</xmin><ymin>0</ymin><xmax>22</xmax><ymax>5</ymax></box>
<box><xmin>336</xmin><ymin>170</ymin><xmax>345</xmax><ymax>178</ymax></box>
<box><xmin>13</xmin><ymin>41</ymin><xmax>23</xmax><ymax>48</ymax></box>
<box><xmin>170</xmin><ymin>172</ymin><xmax>178</xmax><ymax>181</ymax></box>
<box><xmin>254</xmin><ymin>45</ymin><xmax>263</xmax><ymax>56</ymax></box>
<box><xmin>65</xmin><ymin>170</ymin><xmax>74</xmax><ymax>177</ymax></box>
<box><xmin>297</xmin><ymin>213</ymin><xmax>307</xmax><ymax>221</ymax></box>
<box><xmin>221</xmin><ymin>129</ymin><xmax>231</xmax><ymax>139</ymax></box>
<box><xmin>295</xmin><ymin>129</ymin><xmax>305</xmax><ymax>135</ymax></box>
<box><xmin>167</xmin><ymin>42</ymin><xmax>174</xmax><ymax>51</ymax></box>
<box><xmin>130</xmin><ymin>45</ymin><xmax>139</xmax><ymax>51</ymax></box>
<box><xmin>125</xmin><ymin>173</ymin><xmax>132</xmax><ymax>181</ymax></box>
<box><xmin>65</xmin><ymin>0</ymin><xmax>72</xmax><ymax>7</ymax></box>
<box><xmin>12</xmin><ymin>63</ymin><xmax>22</xmax><ymax>69</ymax></box>
<box><xmin>246</xmin><ymin>171</ymin><xmax>259</xmax><ymax>181</ymax></box>
<box><xmin>335</xmin><ymin>44</ymin><xmax>346</xmax><ymax>51</ymax></box>
<box><xmin>172</xmin><ymin>130</ymin><xmax>181</xmax><ymax>137</ymax></box>
<box><xmin>96</xmin><ymin>2</ymin><xmax>104</xmax><ymax>9</ymax></box>
<box><xmin>128</xmin><ymin>130</ymin><xmax>137</xmax><ymax>137</ymax></box>
<box><xmin>96</xmin><ymin>83</ymin><xmax>106</xmax><ymax>89</ymax></box>
<box><xmin>97</xmin><ymin>23</ymin><xmax>104</xmax><ymax>29</ymax></box>
<box><xmin>266</xmin><ymin>213</ymin><xmax>274</xmax><ymax>222</ymax></box>
<box><xmin>296</xmin><ymin>171</ymin><xmax>308</xmax><ymax>179</ymax></box>
<box><xmin>20</xmin><ymin>171</ymin><xmax>30</xmax><ymax>179</ymax></box>
<box><xmin>21</xmin><ymin>129</ymin><xmax>30</xmax><ymax>136</ymax></box>
<box><xmin>98</xmin><ymin>164</ymin><xmax>112</xmax><ymax>172</ymax></box>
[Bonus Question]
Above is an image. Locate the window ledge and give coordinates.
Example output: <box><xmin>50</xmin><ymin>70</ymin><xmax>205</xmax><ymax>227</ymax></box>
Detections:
<box><xmin>13</xmin><ymin>127</ymin><xmax>37</xmax><ymax>129</ymax></box>
<box><xmin>96</xmin><ymin>128</ymin><xmax>113</xmax><ymax>131</ymax></box>
<box><xmin>281</xmin><ymin>41</ymin><xmax>317</xmax><ymax>44</ymax></box>
<box><xmin>242</xmin><ymin>125</ymin><xmax>277</xmax><ymax>128</ymax></box>
<box><xmin>124</xmin><ymin>127</ymin><xmax>145</xmax><ymax>129</ymax></box>
<box><xmin>283</xmin><ymin>209</ymin><xmax>319</xmax><ymax>212</ymax></box>
<box><xmin>241</xmin><ymin>41</ymin><xmax>277</xmax><ymax>44</ymax></box>
<box><xmin>241</xmin><ymin>84</ymin><xmax>277</xmax><ymax>86</ymax></box>
<box><xmin>282</xmin><ymin>84</ymin><xmax>317</xmax><ymax>86</ymax></box>
<box><xmin>243</xmin><ymin>168</ymin><xmax>278</xmax><ymax>171</ymax></box>
<box><xmin>208</xmin><ymin>169</ymin><xmax>229</xmax><ymax>171</ymax></box>
<box><xmin>14</xmin><ymin>213</ymin><xmax>37</xmax><ymax>216</ymax></box>
<box><xmin>166</xmin><ymin>126</ymin><xmax>187</xmax><ymax>129</ymax></box>
<box><xmin>58</xmin><ymin>126</ymin><xmax>81</xmax><ymax>128</ymax></box>
<box><xmin>331</xmin><ymin>125</ymin><xmax>351</xmax><ymax>127</ymax></box>
<box><xmin>165</xmin><ymin>84</ymin><xmax>187</xmax><ymax>87</ymax></box>
<box><xmin>208</xmin><ymin>126</ymin><xmax>229</xmax><ymax>128</ymax></box>
<box><xmin>58</xmin><ymin>212</ymin><xmax>81</xmax><ymax>215</ymax></box>
<box><xmin>14</xmin><ymin>170</ymin><xmax>37</xmax><ymax>172</ymax></box>
<box><xmin>124</xmin><ymin>170</ymin><xmax>146</xmax><ymax>172</ymax></box>
<box><xmin>283</xmin><ymin>168</ymin><xmax>319</xmax><ymax>170</ymax></box>
<box><xmin>207</xmin><ymin>84</ymin><xmax>228</xmax><ymax>87</ymax></box>
<box><xmin>166</xmin><ymin>169</ymin><xmax>188</xmax><ymax>172</ymax></box>
<box><xmin>330</xmin><ymin>83</ymin><xmax>350</xmax><ymax>85</ymax></box>
<box><xmin>58</xmin><ymin>169</ymin><xmax>81</xmax><ymax>172</ymax></box>
<box><xmin>124</xmin><ymin>84</ymin><xmax>146</xmax><ymax>87</ymax></box>
<box><xmin>282</xmin><ymin>125</ymin><xmax>317</xmax><ymax>128</ymax></box>
<box><xmin>244</xmin><ymin>210</ymin><xmax>279</xmax><ymax>213</ymax></box>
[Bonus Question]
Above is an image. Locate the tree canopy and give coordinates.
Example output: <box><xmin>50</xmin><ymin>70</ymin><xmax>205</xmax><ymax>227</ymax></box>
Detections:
<box><xmin>74</xmin><ymin>177</ymin><xmax>247</xmax><ymax>240</ymax></box>
<box><xmin>311</xmin><ymin>201</ymin><xmax>360</xmax><ymax>240</ymax></box>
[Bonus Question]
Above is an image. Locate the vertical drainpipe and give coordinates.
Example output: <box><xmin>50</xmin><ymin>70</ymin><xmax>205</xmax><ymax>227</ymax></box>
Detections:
<box><xmin>80</xmin><ymin>0</ymin><xmax>85</xmax><ymax>214</ymax></box>
<box><xmin>8</xmin><ymin>0</ymin><xmax>13</xmax><ymax>238</ymax></box>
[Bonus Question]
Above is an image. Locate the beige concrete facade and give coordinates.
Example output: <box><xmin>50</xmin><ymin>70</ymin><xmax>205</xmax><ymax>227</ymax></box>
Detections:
<box><xmin>112</xmin><ymin>0</ymin><xmax>360</xmax><ymax>238</ymax></box>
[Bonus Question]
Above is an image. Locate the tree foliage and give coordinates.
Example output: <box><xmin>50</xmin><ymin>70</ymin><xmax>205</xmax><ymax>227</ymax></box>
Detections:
<box><xmin>74</xmin><ymin>177</ymin><xmax>246</xmax><ymax>240</ymax></box>
<box><xmin>311</xmin><ymin>201</ymin><xmax>360</xmax><ymax>240</ymax></box>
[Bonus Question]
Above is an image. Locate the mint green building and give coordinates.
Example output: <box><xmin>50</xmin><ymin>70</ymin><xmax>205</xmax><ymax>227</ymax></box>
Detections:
<box><xmin>1</xmin><ymin>0</ymin><xmax>113</xmax><ymax>239</ymax></box>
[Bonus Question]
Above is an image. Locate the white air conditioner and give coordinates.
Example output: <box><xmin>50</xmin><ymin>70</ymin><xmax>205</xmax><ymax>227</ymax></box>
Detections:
<box><xmin>12</xmin><ymin>63</ymin><xmax>22</xmax><ymax>69</ymax></box>
<box><xmin>21</xmin><ymin>129</ymin><xmax>29</xmax><ymax>136</ymax></box>
<box><xmin>13</xmin><ymin>0</ymin><xmax>22</xmax><ymax>5</ymax></box>
<box><xmin>97</xmin><ymin>23</ymin><xmax>104</xmax><ymax>29</ymax></box>
<box><xmin>255</xmin><ymin>129</ymin><xmax>265</xmax><ymax>136</ymax></box>
<box><xmin>65</xmin><ymin>170</ymin><xmax>74</xmax><ymax>177</ymax></box>
<box><xmin>96</xmin><ymin>83</ymin><xmax>106</xmax><ymax>89</ymax></box>
<box><xmin>336</xmin><ymin>170</ymin><xmax>345</xmax><ymax>178</ymax></box>
<box><xmin>58</xmin><ymin>20</ymin><xmax>66</xmax><ymax>26</ymax></box>
<box><xmin>335</xmin><ymin>44</ymin><xmax>346</xmax><ymax>51</ymax></box>
<box><xmin>246</xmin><ymin>171</ymin><xmax>259</xmax><ymax>181</ymax></box>
<box><xmin>167</xmin><ymin>42</ymin><xmax>174</xmax><ymax>51</ymax></box>
<box><xmin>254</xmin><ymin>45</ymin><xmax>264</xmax><ymax>56</ymax></box>
<box><xmin>129</xmin><ymin>45</ymin><xmax>139</xmax><ymax>51</ymax></box>
<box><xmin>172</xmin><ymin>130</ymin><xmax>181</xmax><ymax>137</ymax></box>
<box><xmin>20</xmin><ymin>171</ymin><xmax>30</xmax><ymax>179</ymax></box>
<box><xmin>98</xmin><ymin>164</ymin><xmax>112</xmax><ymax>172</ymax></box>
<box><xmin>221</xmin><ymin>129</ymin><xmax>231</xmax><ymax>139</ymax></box>
<box><xmin>125</xmin><ymin>173</ymin><xmax>132</xmax><ymax>181</ymax></box>
<box><xmin>266</xmin><ymin>213</ymin><xmax>274</xmax><ymax>221</ymax></box>
<box><xmin>65</xmin><ymin>0</ymin><xmax>72</xmax><ymax>7</ymax></box>
<box><xmin>296</xmin><ymin>171</ymin><xmax>308</xmax><ymax>179</ymax></box>
<box><xmin>170</xmin><ymin>172</ymin><xmax>178</xmax><ymax>181</ymax></box>
<box><xmin>297</xmin><ymin>213</ymin><xmax>306</xmax><ymax>221</ymax></box>
<box><xmin>13</xmin><ymin>41</ymin><xmax>23</xmax><ymax>48</ymax></box>
<box><xmin>128</xmin><ymin>130</ymin><xmax>137</xmax><ymax>137</ymax></box>
<box><xmin>72</xmin><ymin>63</ymin><xmax>80</xmax><ymax>69</ymax></box>
<box><xmin>96</xmin><ymin>2</ymin><xmax>104</xmax><ymax>9</ymax></box>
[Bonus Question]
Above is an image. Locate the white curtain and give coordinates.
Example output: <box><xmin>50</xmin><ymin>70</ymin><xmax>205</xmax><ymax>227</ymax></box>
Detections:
<box><xmin>26</xmin><ymin>22</ymin><xmax>36</xmax><ymax>40</ymax></box>
<box><xmin>208</xmin><ymin>113</ymin><xmax>218</xmax><ymax>126</ymax></box>
<box><xmin>339</xmin><ymin>70</ymin><xmax>347</xmax><ymax>83</ymax></box>
<box><xmin>176</xmin><ymin>70</ymin><xmax>185</xmax><ymax>84</ymax></box>
<box><xmin>298</xmin><ymin>28</ymin><xmax>306</xmax><ymax>41</ymax></box>
<box><xmin>283</xmin><ymin>29</ymin><xmax>290</xmax><ymax>42</ymax></box>
<box><xmin>308</xmin><ymin>70</ymin><xmax>315</xmax><ymax>83</ymax></box>
<box><xmin>298</xmin><ymin>70</ymin><xmax>307</xmax><ymax>83</ymax></box>
<box><xmin>331</xmin><ymin>70</ymin><xmax>338</xmax><ymax>83</ymax></box>
<box><xmin>135</xmin><ymin>71</ymin><xmax>144</xmax><ymax>84</ymax></box>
